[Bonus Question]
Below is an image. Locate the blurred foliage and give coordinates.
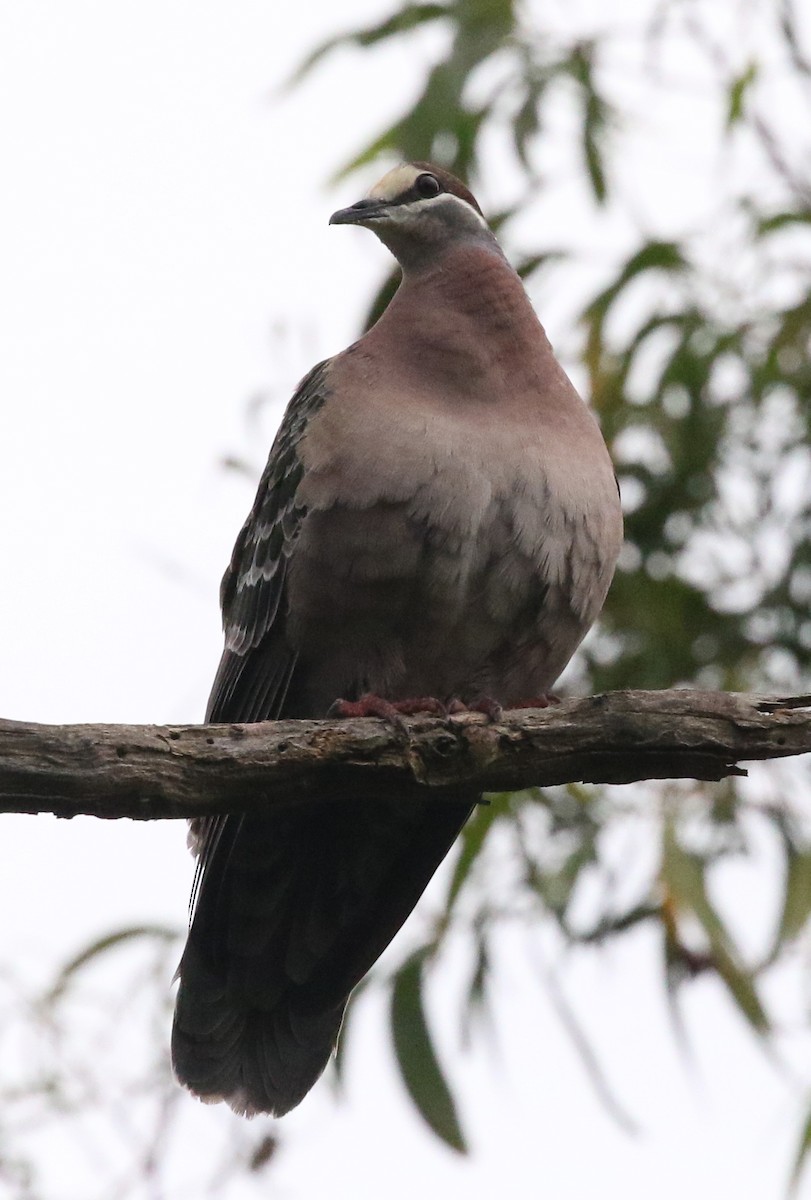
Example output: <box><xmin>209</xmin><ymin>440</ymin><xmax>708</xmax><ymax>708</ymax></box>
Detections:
<box><xmin>6</xmin><ymin>0</ymin><xmax>811</xmax><ymax>1195</ymax></box>
<box><xmin>291</xmin><ymin>0</ymin><xmax>811</xmax><ymax>1185</ymax></box>
<box><xmin>0</xmin><ymin>927</ymin><xmax>278</xmax><ymax>1198</ymax></box>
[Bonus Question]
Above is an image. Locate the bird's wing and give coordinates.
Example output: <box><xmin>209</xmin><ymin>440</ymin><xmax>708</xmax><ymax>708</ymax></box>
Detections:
<box><xmin>187</xmin><ymin>361</ymin><xmax>331</xmax><ymax>908</ymax></box>
<box><xmin>176</xmin><ymin>355</ymin><xmax>473</xmax><ymax>1118</ymax></box>
<box><xmin>206</xmin><ymin>358</ymin><xmax>331</xmax><ymax>726</ymax></box>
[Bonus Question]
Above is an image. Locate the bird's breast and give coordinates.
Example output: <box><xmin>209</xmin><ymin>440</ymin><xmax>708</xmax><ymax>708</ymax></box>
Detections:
<box><xmin>288</xmin><ymin>356</ymin><xmax>621</xmax><ymax>703</ymax></box>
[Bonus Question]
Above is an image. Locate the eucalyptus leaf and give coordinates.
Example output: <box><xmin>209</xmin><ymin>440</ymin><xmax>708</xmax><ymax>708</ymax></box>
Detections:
<box><xmin>391</xmin><ymin>956</ymin><xmax>468</xmax><ymax>1153</ymax></box>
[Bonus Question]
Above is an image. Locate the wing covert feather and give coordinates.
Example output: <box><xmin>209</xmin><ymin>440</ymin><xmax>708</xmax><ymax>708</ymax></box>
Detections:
<box><xmin>206</xmin><ymin>360</ymin><xmax>331</xmax><ymax>725</ymax></box>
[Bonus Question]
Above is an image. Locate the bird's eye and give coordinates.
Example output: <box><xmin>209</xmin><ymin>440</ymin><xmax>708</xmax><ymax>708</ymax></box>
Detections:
<box><xmin>415</xmin><ymin>173</ymin><xmax>441</xmax><ymax>198</ymax></box>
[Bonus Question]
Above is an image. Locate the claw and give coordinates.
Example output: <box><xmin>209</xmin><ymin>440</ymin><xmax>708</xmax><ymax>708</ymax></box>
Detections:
<box><xmin>467</xmin><ymin>695</ymin><xmax>503</xmax><ymax>722</ymax></box>
<box><xmin>445</xmin><ymin>695</ymin><xmax>503</xmax><ymax>722</ymax></box>
<box><xmin>328</xmin><ymin>694</ymin><xmax>410</xmax><ymax>736</ymax></box>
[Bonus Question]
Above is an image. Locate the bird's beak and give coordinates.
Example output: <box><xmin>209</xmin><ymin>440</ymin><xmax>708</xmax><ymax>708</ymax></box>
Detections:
<box><xmin>329</xmin><ymin>197</ymin><xmax>392</xmax><ymax>226</ymax></box>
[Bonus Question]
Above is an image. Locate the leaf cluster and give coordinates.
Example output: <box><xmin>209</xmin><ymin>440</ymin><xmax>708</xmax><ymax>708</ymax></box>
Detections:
<box><xmin>292</xmin><ymin>0</ymin><xmax>811</xmax><ymax>1180</ymax></box>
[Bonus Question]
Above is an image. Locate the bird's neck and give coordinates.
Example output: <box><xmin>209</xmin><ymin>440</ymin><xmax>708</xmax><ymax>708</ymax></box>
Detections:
<box><xmin>367</xmin><ymin>244</ymin><xmax>553</xmax><ymax>396</ymax></box>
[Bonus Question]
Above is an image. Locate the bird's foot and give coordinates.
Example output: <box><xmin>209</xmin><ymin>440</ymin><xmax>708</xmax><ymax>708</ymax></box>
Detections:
<box><xmin>328</xmin><ymin>693</ymin><xmax>448</xmax><ymax>733</ymax></box>
<box><xmin>508</xmin><ymin>693</ymin><xmax>561</xmax><ymax>709</ymax></box>
<box><xmin>446</xmin><ymin>695</ymin><xmax>503</xmax><ymax>722</ymax></box>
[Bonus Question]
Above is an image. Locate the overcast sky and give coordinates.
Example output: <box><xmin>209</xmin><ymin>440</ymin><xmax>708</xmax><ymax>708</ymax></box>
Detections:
<box><xmin>0</xmin><ymin>3</ymin><xmax>809</xmax><ymax>1198</ymax></box>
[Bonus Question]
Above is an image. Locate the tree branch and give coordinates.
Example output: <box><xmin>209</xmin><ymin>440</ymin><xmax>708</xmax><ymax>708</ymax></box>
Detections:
<box><xmin>1</xmin><ymin>689</ymin><xmax>810</xmax><ymax>821</ymax></box>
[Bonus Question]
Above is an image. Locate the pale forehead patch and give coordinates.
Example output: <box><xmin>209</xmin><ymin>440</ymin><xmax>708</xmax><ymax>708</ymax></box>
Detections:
<box><xmin>367</xmin><ymin>164</ymin><xmax>423</xmax><ymax>202</ymax></box>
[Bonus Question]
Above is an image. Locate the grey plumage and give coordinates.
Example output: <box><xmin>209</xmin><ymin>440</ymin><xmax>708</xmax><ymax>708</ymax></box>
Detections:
<box><xmin>172</xmin><ymin>161</ymin><xmax>623</xmax><ymax>1117</ymax></box>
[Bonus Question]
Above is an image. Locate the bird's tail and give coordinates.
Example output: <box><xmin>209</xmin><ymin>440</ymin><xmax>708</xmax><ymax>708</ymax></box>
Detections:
<box><xmin>171</xmin><ymin>790</ymin><xmax>472</xmax><ymax>1117</ymax></box>
<box><xmin>172</xmin><ymin>938</ymin><xmax>345</xmax><ymax>1117</ymax></box>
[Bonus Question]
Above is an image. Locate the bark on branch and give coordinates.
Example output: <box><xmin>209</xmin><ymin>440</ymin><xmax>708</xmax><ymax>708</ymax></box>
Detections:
<box><xmin>1</xmin><ymin>689</ymin><xmax>809</xmax><ymax>821</ymax></box>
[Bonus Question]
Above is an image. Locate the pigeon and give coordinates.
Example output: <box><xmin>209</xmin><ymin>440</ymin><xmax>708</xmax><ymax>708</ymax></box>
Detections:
<box><xmin>171</xmin><ymin>161</ymin><xmax>623</xmax><ymax>1116</ymax></box>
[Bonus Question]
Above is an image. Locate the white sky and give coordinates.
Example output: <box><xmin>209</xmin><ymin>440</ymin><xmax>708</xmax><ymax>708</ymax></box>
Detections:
<box><xmin>0</xmin><ymin>2</ymin><xmax>809</xmax><ymax>1198</ymax></box>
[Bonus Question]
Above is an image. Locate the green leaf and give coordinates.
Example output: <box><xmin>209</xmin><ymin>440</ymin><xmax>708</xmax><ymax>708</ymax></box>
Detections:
<box><xmin>709</xmin><ymin>941</ymin><xmax>770</xmax><ymax>1034</ymax></box>
<box><xmin>726</xmin><ymin>62</ymin><xmax>758</xmax><ymax>129</ymax></box>
<box><xmin>756</xmin><ymin>209</ymin><xmax>811</xmax><ymax>236</ymax></box>
<box><xmin>455</xmin><ymin>0</ymin><xmax>514</xmax><ymax>43</ymax></box>
<box><xmin>582</xmin><ymin>241</ymin><xmax>688</xmax><ymax>330</ymax></box>
<box><xmin>789</xmin><ymin>1102</ymin><xmax>811</xmax><ymax>1196</ymax></box>
<box><xmin>567</xmin><ymin>42</ymin><xmax>610</xmax><ymax>203</ymax></box>
<box><xmin>775</xmin><ymin>847</ymin><xmax>811</xmax><ymax>949</ymax></box>
<box><xmin>331</xmin><ymin>127</ymin><xmax>401</xmax><ymax>183</ymax></box>
<box><xmin>391</xmin><ymin>954</ymin><xmax>468</xmax><ymax>1153</ymax></box>
<box><xmin>460</xmin><ymin>932</ymin><xmax>494</xmax><ymax>1047</ymax></box>
<box><xmin>572</xmin><ymin>903</ymin><xmax>662</xmax><ymax>945</ymax></box>
<box><xmin>326</xmin><ymin>0</ymin><xmax>518</xmax><ymax>186</ymax></box>
<box><xmin>513</xmin><ymin>75</ymin><xmax>545</xmax><ymax>167</ymax></box>
<box><xmin>45</xmin><ymin>925</ymin><xmax>179</xmax><ymax>1005</ymax></box>
<box><xmin>619</xmin><ymin>240</ymin><xmax>688</xmax><ymax>279</ymax></box>
<box><xmin>661</xmin><ymin>826</ymin><xmax>769</xmax><ymax>1034</ymax></box>
<box><xmin>515</xmin><ymin>249</ymin><xmax>566</xmax><ymax>279</ymax></box>
<box><xmin>443</xmin><ymin>794</ymin><xmax>503</xmax><ymax>911</ymax></box>
<box><xmin>540</xmin><ymin>961</ymin><xmax>640</xmax><ymax>1134</ymax></box>
<box><xmin>288</xmin><ymin>4</ymin><xmax>451</xmax><ymax>87</ymax></box>
<box><xmin>583</xmin><ymin>108</ymin><xmax>607</xmax><ymax>203</ymax></box>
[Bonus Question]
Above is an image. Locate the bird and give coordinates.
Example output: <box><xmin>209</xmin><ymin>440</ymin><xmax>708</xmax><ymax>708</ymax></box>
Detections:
<box><xmin>171</xmin><ymin>161</ymin><xmax>623</xmax><ymax>1118</ymax></box>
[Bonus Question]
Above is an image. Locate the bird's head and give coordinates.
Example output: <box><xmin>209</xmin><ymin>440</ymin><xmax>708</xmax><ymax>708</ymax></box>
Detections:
<box><xmin>329</xmin><ymin>162</ymin><xmax>496</xmax><ymax>271</ymax></box>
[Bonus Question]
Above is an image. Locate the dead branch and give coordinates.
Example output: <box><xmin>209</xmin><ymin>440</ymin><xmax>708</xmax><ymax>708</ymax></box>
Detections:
<box><xmin>0</xmin><ymin>690</ymin><xmax>809</xmax><ymax>820</ymax></box>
